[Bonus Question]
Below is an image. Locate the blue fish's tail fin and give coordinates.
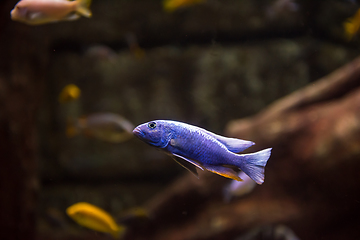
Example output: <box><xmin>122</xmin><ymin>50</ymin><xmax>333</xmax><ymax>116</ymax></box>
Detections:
<box><xmin>235</xmin><ymin>148</ymin><xmax>272</xmax><ymax>185</ymax></box>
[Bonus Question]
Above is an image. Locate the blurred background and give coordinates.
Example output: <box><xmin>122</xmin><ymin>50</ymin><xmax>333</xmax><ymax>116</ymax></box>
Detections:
<box><xmin>1</xmin><ymin>0</ymin><xmax>360</xmax><ymax>239</ymax></box>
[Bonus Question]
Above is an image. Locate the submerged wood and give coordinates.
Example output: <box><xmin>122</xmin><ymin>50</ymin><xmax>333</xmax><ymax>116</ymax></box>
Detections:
<box><xmin>124</xmin><ymin>56</ymin><xmax>360</xmax><ymax>240</ymax></box>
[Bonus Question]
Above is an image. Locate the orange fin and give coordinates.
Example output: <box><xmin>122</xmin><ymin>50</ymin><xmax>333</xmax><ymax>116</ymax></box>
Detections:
<box><xmin>203</xmin><ymin>165</ymin><xmax>243</xmax><ymax>181</ymax></box>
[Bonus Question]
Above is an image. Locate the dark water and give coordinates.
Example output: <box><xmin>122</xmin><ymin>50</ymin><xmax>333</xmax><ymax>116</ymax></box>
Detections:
<box><xmin>1</xmin><ymin>0</ymin><xmax>360</xmax><ymax>239</ymax></box>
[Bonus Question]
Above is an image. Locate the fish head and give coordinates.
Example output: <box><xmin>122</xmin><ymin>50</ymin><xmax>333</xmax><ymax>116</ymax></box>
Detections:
<box><xmin>133</xmin><ymin>120</ymin><xmax>171</xmax><ymax>148</ymax></box>
<box><xmin>11</xmin><ymin>5</ymin><xmax>28</xmax><ymax>21</ymax></box>
<box><xmin>10</xmin><ymin>6</ymin><xmax>27</xmax><ymax>20</ymax></box>
<box><xmin>66</xmin><ymin>202</ymin><xmax>96</xmax><ymax>222</ymax></box>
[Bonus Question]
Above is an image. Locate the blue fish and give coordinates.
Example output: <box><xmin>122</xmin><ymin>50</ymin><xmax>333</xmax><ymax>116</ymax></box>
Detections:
<box><xmin>133</xmin><ymin>120</ymin><xmax>272</xmax><ymax>184</ymax></box>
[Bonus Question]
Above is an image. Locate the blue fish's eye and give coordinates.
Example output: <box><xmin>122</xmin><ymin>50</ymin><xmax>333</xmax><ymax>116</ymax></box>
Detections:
<box><xmin>148</xmin><ymin>122</ymin><xmax>157</xmax><ymax>129</ymax></box>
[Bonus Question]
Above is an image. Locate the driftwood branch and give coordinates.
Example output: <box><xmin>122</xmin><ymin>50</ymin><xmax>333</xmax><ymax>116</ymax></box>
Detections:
<box><xmin>124</xmin><ymin>56</ymin><xmax>360</xmax><ymax>240</ymax></box>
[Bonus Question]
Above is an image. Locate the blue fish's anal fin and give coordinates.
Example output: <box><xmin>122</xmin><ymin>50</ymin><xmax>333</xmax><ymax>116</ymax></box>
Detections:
<box><xmin>171</xmin><ymin>156</ymin><xmax>199</xmax><ymax>178</ymax></box>
<box><xmin>203</xmin><ymin>165</ymin><xmax>243</xmax><ymax>181</ymax></box>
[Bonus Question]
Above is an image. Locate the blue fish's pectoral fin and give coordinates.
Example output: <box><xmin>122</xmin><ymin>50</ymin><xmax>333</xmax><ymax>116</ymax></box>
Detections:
<box><xmin>171</xmin><ymin>156</ymin><xmax>199</xmax><ymax>178</ymax></box>
<box><xmin>197</xmin><ymin>128</ymin><xmax>255</xmax><ymax>153</ymax></box>
<box><xmin>172</xmin><ymin>153</ymin><xmax>204</xmax><ymax>170</ymax></box>
<box><xmin>203</xmin><ymin>164</ymin><xmax>243</xmax><ymax>181</ymax></box>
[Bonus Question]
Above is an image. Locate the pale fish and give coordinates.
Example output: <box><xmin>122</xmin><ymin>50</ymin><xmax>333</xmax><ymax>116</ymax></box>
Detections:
<box><xmin>66</xmin><ymin>112</ymin><xmax>134</xmax><ymax>143</ymax></box>
<box><xmin>11</xmin><ymin>0</ymin><xmax>92</xmax><ymax>25</ymax></box>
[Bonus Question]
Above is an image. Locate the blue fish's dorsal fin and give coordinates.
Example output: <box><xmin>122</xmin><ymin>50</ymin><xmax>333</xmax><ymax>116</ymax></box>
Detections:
<box><xmin>198</xmin><ymin>128</ymin><xmax>255</xmax><ymax>153</ymax></box>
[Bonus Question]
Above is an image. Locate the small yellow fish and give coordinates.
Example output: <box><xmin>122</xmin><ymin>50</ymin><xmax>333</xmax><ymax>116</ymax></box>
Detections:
<box><xmin>66</xmin><ymin>112</ymin><xmax>134</xmax><ymax>143</ymax></box>
<box><xmin>58</xmin><ymin>84</ymin><xmax>81</xmax><ymax>103</ymax></box>
<box><xmin>163</xmin><ymin>0</ymin><xmax>205</xmax><ymax>12</ymax></box>
<box><xmin>344</xmin><ymin>9</ymin><xmax>360</xmax><ymax>41</ymax></box>
<box><xmin>66</xmin><ymin>202</ymin><xmax>125</xmax><ymax>239</ymax></box>
<box><xmin>11</xmin><ymin>0</ymin><xmax>92</xmax><ymax>25</ymax></box>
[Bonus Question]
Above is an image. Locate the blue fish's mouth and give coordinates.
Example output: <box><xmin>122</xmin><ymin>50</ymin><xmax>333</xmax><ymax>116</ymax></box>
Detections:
<box><xmin>133</xmin><ymin>127</ymin><xmax>144</xmax><ymax>139</ymax></box>
<box><xmin>133</xmin><ymin>127</ymin><xmax>159</xmax><ymax>146</ymax></box>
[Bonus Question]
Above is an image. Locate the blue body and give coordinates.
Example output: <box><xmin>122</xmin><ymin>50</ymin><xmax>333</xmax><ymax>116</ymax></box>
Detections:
<box><xmin>165</xmin><ymin>123</ymin><xmax>239</xmax><ymax>166</ymax></box>
<box><xmin>133</xmin><ymin>120</ymin><xmax>272</xmax><ymax>184</ymax></box>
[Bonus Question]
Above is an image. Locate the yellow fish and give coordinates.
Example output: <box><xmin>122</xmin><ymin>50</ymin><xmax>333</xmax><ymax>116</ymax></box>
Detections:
<box><xmin>11</xmin><ymin>0</ymin><xmax>92</xmax><ymax>25</ymax></box>
<box><xmin>58</xmin><ymin>84</ymin><xmax>81</xmax><ymax>103</ymax></box>
<box><xmin>66</xmin><ymin>202</ymin><xmax>125</xmax><ymax>239</ymax></box>
<box><xmin>344</xmin><ymin>9</ymin><xmax>360</xmax><ymax>41</ymax></box>
<box><xmin>163</xmin><ymin>0</ymin><xmax>205</xmax><ymax>12</ymax></box>
<box><xmin>66</xmin><ymin>112</ymin><xmax>134</xmax><ymax>143</ymax></box>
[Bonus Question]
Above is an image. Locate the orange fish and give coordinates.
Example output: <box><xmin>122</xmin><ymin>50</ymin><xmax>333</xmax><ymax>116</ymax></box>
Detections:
<box><xmin>58</xmin><ymin>84</ymin><xmax>81</xmax><ymax>103</ymax></box>
<box><xmin>163</xmin><ymin>0</ymin><xmax>205</xmax><ymax>12</ymax></box>
<box><xmin>344</xmin><ymin>9</ymin><xmax>360</xmax><ymax>41</ymax></box>
<box><xmin>11</xmin><ymin>0</ymin><xmax>92</xmax><ymax>25</ymax></box>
